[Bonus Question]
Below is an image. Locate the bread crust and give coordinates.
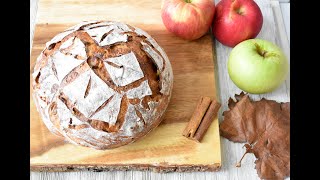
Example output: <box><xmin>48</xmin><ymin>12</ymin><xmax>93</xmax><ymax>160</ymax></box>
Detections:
<box><xmin>32</xmin><ymin>21</ymin><xmax>173</xmax><ymax>150</ymax></box>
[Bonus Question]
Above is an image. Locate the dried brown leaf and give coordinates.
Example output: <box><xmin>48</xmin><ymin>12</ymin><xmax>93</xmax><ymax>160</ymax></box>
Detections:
<box><xmin>220</xmin><ymin>92</ymin><xmax>290</xmax><ymax>180</ymax></box>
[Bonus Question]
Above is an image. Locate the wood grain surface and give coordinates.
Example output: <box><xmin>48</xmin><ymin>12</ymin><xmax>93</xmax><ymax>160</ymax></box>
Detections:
<box><xmin>30</xmin><ymin>0</ymin><xmax>221</xmax><ymax>172</ymax></box>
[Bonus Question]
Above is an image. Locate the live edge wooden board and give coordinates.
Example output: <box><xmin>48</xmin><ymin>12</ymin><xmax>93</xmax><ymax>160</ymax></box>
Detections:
<box><xmin>30</xmin><ymin>0</ymin><xmax>221</xmax><ymax>172</ymax></box>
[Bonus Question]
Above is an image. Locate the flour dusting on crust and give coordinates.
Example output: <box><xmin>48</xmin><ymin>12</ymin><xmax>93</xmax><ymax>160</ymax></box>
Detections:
<box><xmin>120</xmin><ymin>104</ymin><xmax>144</xmax><ymax>137</ymax></box>
<box><xmin>126</xmin><ymin>80</ymin><xmax>152</xmax><ymax>99</ymax></box>
<box><xmin>32</xmin><ymin>21</ymin><xmax>173</xmax><ymax>150</ymax></box>
<box><xmin>63</xmin><ymin>69</ymin><xmax>116</xmax><ymax>118</ymax></box>
<box><xmin>51</xmin><ymin>51</ymin><xmax>84</xmax><ymax>83</ymax></box>
<box><xmin>141</xmin><ymin>42</ymin><xmax>164</xmax><ymax>71</ymax></box>
<box><xmin>100</xmin><ymin>32</ymin><xmax>128</xmax><ymax>46</ymax></box>
<box><xmin>104</xmin><ymin>52</ymin><xmax>144</xmax><ymax>86</ymax></box>
<box><xmin>45</xmin><ymin>30</ymin><xmax>74</xmax><ymax>48</ymax></box>
<box><xmin>37</xmin><ymin>57</ymin><xmax>59</xmax><ymax>104</ymax></box>
<box><xmin>135</xmin><ymin>27</ymin><xmax>173</xmax><ymax>95</ymax></box>
<box><xmin>90</xmin><ymin>93</ymin><xmax>122</xmax><ymax>125</ymax></box>
<box><xmin>60</xmin><ymin>37</ymin><xmax>87</xmax><ymax>60</ymax></box>
<box><xmin>85</xmin><ymin>26</ymin><xmax>114</xmax><ymax>44</ymax></box>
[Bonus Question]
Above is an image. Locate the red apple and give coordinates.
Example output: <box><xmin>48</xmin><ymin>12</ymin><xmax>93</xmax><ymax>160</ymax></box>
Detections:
<box><xmin>212</xmin><ymin>0</ymin><xmax>263</xmax><ymax>47</ymax></box>
<box><xmin>161</xmin><ymin>0</ymin><xmax>215</xmax><ymax>40</ymax></box>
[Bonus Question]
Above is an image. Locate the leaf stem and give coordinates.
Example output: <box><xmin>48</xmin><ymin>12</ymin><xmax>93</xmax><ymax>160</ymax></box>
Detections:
<box><xmin>236</xmin><ymin>144</ymin><xmax>251</xmax><ymax>167</ymax></box>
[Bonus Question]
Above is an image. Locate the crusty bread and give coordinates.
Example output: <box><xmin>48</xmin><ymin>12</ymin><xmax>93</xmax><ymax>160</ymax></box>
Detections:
<box><xmin>32</xmin><ymin>21</ymin><xmax>173</xmax><ymax>150</ymax></box>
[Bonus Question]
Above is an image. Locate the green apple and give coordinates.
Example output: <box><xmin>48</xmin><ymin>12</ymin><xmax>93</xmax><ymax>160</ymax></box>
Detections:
<box><xmin>228</xmin><ymin>39</ymin><xmax>288</xmax><ymax>94</ymax></box>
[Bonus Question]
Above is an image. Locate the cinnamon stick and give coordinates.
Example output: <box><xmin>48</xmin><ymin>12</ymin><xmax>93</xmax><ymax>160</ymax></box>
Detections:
<box><xmin>182</xmin><ymin>96</ymin><xmax>212</xmax><ymax>138</ymax></box>
<box><xmin>193</xmin><ymin>99</ymin><xmax>221</xmax><ymax>142</ymax></box>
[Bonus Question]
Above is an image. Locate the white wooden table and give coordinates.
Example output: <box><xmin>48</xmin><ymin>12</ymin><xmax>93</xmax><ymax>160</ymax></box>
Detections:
<box><xmin>30</xmin><ymin>0</ymin><xmax>290</xmax><ymax>179</ymax></box>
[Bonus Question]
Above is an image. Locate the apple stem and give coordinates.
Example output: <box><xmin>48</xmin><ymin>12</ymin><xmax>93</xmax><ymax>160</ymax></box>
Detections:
<box><xmin>261</xmin><ymin>51</ymin><xmax>267</xmax><ymax>57</ymax></box>
<box><xmin>236</xmin><ymin>8</ymin><xmax>244</xmax><ymax>15</ymax></box>
<box><xmin>185</xmin><ymin>0</ymin><xmax>192</xmax><ymax>3</ymax></box>
<box><xmin>254</xmin><ymin>43</ymin><xmax>268</xmax><ymax>58</ymax></box>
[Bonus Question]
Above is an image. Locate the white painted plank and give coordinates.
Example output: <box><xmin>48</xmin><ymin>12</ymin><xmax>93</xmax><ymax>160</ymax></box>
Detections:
<box><xmin>213</xmin><ymin>1</ymin><xmax>290</xmax><ymax>180</ymax></box>
<box><xmin>30</xmin><ymin>0</ymin><xmax>39</xmax><ymax>54</ymax></box>
<box><xmin>30</xmin><ymin>0</ymin><xmax>290</xmax><ymax>179</ymax></box>
<box><xmin>280</xmin><ymin>3</ymin><xmax>290</xmax><ymax>42</ymax></box>
<box><xmin>271</xmin><ymin>0</ymin><xmax>290</xmax><ymax>97</ymax></box>
<box><xmin>212</xmin><ymin>0</ymin><xmax>289</xmax><ymax>179</ymax></box>
<box><xmin>278</xmin><ymin>0</ymin><xmax>290</xmax><ymax>3</ymax></box>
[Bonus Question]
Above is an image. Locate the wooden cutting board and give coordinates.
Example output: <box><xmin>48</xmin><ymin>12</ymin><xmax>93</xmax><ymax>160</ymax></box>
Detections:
<box><xmin>30</xmin><ymin>0</ymin><xmax>221</xmax><ymax>172</ymax></box>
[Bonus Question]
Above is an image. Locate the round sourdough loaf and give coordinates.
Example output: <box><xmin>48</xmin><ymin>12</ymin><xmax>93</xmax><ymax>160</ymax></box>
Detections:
<box><xmin>32</xmin><ymin>21</ymin><xmax>173</xmax><ymax>149</ymax></box>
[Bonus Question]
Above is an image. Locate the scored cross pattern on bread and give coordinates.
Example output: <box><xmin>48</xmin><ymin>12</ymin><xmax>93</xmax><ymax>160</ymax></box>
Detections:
<box><xmin>32</xmin><ymin>21</ymin><xmax>173</xmax><ymax>150</ymax></box>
